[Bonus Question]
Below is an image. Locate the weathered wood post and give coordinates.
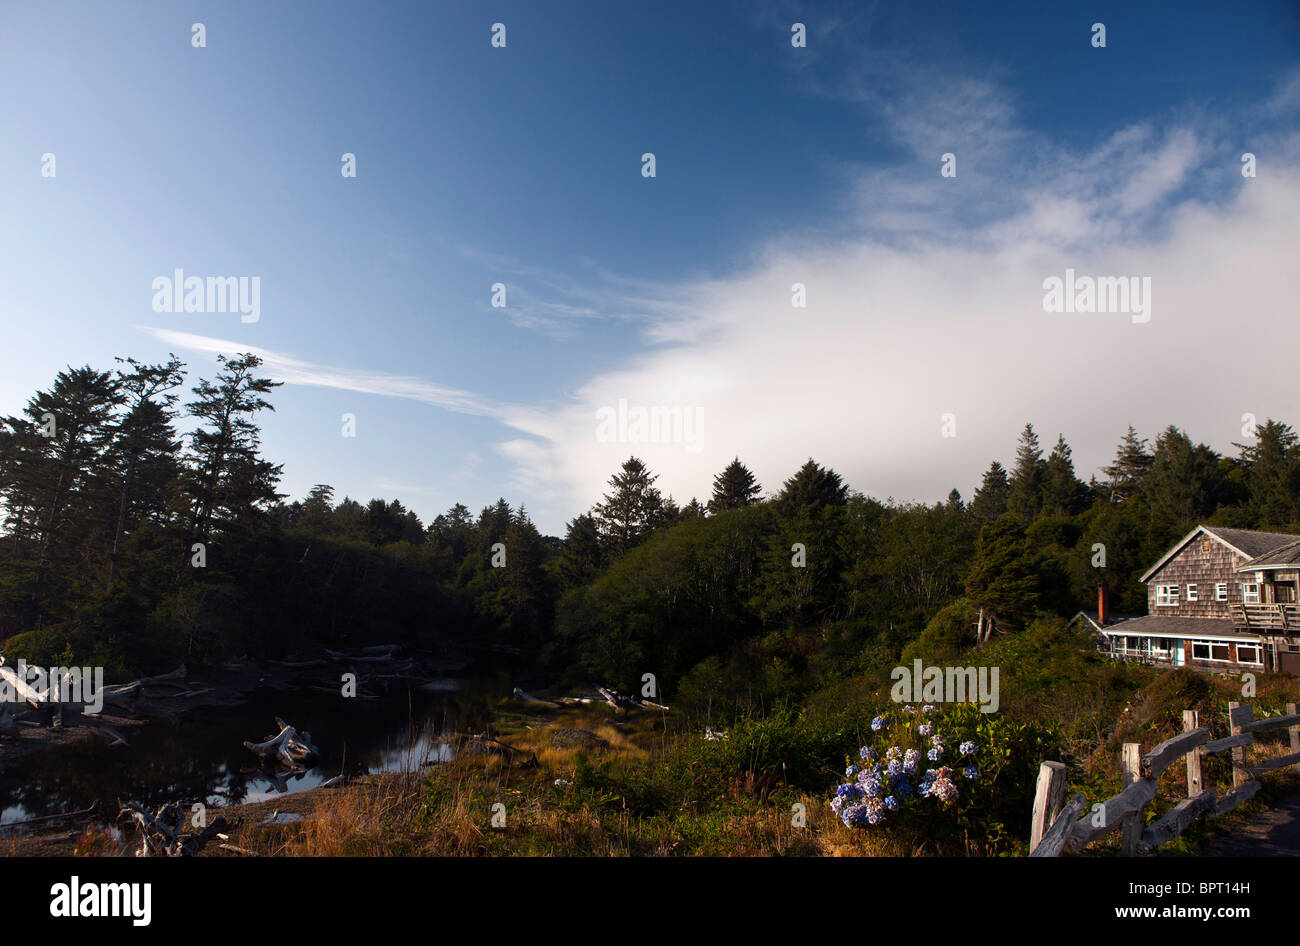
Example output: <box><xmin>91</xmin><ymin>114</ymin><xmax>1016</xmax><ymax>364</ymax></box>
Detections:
<box><xmin>1183</xmin><ymin>710</ymin><xmax>1202</xmax><ymax>797</ymax></box>
<box><xmin>1120</xmin><ymin>743</ymin><xmax>1143</xmax><ymax>857</ymax></box>
<box><xmin>1030</xmin><ymin>761</ymin><xmax>1067</xmax><ymax>851</ymax></box>
<box><xmin>1288</xmin><ymin>703</ymin><xmax>1300</xmax><ymax>773</ymax></box>
<box><xmin>1228</xmin><ymin>702</ymin><xmax>1253</xmax><ymax>788</ymax></box>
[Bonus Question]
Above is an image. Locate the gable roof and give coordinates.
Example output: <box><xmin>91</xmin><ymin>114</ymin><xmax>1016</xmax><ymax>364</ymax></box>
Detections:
<box><xmin>1236</xmin><ymin>538</ymin><xmax>1300</xmax><ymax>572</ymax></box>
<box><xmin>1203</xmin><ymin>526</ymin><xmax>1300</xmax><ymax>559</ymax></box>
<box><xmin>1139</xmin><ymin>525</ymin><xmax>1300</xmax><ymax>583</ymax></box>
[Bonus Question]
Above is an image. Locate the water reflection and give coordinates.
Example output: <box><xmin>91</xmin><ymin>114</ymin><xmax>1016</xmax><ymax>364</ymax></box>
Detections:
<box><xmin>0</xmin><ymin>672</ymin><xmax>505</xmax><ymax>829</ymax></box>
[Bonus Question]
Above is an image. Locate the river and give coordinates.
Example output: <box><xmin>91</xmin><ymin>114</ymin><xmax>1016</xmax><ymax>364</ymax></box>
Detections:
<box><xmin>0</xmin><ymin>671</ymin><xmax>510</xmax><ymax>828</ymax></box>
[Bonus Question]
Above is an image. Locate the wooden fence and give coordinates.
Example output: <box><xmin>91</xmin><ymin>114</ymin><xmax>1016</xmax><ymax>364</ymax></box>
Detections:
<box><xmin>1028</xmin><ymin>701</ymin><xmax>1300</xmax><ymax>857</ymax></box>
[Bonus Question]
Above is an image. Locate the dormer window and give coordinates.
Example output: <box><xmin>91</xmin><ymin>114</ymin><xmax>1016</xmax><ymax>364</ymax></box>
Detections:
<box><xmin>1156</xmin><ymin>584</ymin><xmax>1179</xmax><ymax>607</ymax></box>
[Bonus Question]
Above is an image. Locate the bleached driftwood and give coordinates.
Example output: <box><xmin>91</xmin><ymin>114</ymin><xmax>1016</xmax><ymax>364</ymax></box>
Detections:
<box><xmin>118</xmin><ymin>802</ymin><xmax>230</xmax><ymax>857</ymax></box>
<box><xmin>513</xmin><ymin>687</ymin><xmax>560</xmax><ymax>708</ymax></box>
<box><xmin>243</xmin><ymin>718</ymin><xmax>320</xmax><ymax>768</ymax></box>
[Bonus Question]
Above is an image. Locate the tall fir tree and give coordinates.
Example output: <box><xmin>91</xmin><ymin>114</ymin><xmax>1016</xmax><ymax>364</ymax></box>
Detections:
<box><xmin>591</xmin><ymin>457</ymin><xmax>666</xmax><ymax>555</ymax></box>
<box><xmin>708</xmin><ymin>458</ymin><xmax>762</xmax><ymax>513</ymax></box>
<box><xmin>1101</xmin><ymin>426</ymin><xmax>1153</xmax><ymax>503</ymax></box>
<box><xmin>970</xmin><ymin>461</ymin><xmax>1010</xmax><ymax>524</ymax></box>
<box><xmin>1006</xmin><ymin>423</ymin><xmax>1046</xmax><ymax>520</ymax></box>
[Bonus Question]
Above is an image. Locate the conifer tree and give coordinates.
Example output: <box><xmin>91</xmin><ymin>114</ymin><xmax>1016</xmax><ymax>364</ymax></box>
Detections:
<box><xmin>592</xmin><ymin>457</ymin><xmax>666</xmax><ymax>555</ymax></box>
<box><xmin>1006</xmin><ymin>423</ymin><xmax>1046</xmax><ymax>520</ymax></box>
<box><xmin>970</xmin><ymin>461</ymin><xmax>1010</xmax><ymax>524</ymax></box>
<box><xmin>708</xmin><ymin>458</ymin><xmax>762</xmax><ymax>513</ymax></box>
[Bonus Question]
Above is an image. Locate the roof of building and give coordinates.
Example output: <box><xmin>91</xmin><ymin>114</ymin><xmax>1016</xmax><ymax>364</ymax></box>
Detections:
<box><xmin>1140</xmin><ymin>525</ymin><xmax>1300</xmax><ymax>582</ymax></box>
<box><xmin>1236</xmin><ymin>538</ymin><xmax>1300</xmax><ymax>572</ymax></box>
<box><xmin>1095</xmin><ymin>615</ymin><xmax>1261</xmax><ymax>641</ymax></box>
<box><xmin>1204</xmin><ymin>526</ymin><xmax>1300</xmax><ymax>559</ymax></box>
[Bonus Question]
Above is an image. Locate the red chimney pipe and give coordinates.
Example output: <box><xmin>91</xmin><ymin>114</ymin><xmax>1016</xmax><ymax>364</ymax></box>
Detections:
<box><xmin>1098</xmin><ymin>583</ymin><xmax>1109</xmax><ymax>626</ymax></box>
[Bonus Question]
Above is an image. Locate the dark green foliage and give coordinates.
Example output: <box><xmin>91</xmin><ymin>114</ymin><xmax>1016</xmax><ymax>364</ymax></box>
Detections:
<box><xmin>707</xmin><ymin>457</ymin><xmax>762</xmax><ymax>513</ymax></box>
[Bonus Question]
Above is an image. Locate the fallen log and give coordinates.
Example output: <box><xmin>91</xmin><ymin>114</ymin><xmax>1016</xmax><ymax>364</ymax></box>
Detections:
<box><xmin>118</xmin><ymin>802</ymin><xmax>230</xmax><ymax>857</ymax></box>
<box><xmin>513</xmin><ymin>687</ymin><xmax>559</xmax><ymax>709</ymax></box>
<box><xmin>243</xmin><ymin>718</ymin><xmax>320</xmax><ymax>768</ymax></box>
<box><xmin>0</xmin><ymin>803</ymin><xmax>97</xmax><ymax>833</ymax></box>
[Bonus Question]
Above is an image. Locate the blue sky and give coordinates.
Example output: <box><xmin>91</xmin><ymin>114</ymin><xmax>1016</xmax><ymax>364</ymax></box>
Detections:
<box><xmin>2</xmin><ymin>1</ymin><xmax>1298</xmax><ymax>534</ymax></box>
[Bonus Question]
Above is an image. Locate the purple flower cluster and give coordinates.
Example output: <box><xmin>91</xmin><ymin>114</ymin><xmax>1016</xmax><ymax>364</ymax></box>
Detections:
<box><xmin>829</xmin><ymin>710</ymin><xmax>981</xmax><ymax>828</ymax></box>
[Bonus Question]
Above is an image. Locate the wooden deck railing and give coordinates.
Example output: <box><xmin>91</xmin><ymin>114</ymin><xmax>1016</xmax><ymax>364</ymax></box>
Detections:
<box><xmin>1028</xmin><ymin>701</ymin><xmax>1300</xmax><ymax>857</ymax></box>
<box><xmin>1231</xmin><ymin>603</ymin><xmax>1300</xmax><ymax>631</ymax></box>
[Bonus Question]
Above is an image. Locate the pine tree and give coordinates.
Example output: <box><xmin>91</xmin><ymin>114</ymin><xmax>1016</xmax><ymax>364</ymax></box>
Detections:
<box><xmin>965</xmin><ymin>519</ymin><xmax>1041</xmax><ymax>638</ymax></box>
<box><xmin>708</xmin><ymin>458</ymin><xmax>762</xmax><ymax>513</ymax></box>
<box><xmin>1235</xmin><ymin>419</ymin><xmax>1300</xmax><ymax>527</ymax></box>
<box><xmin>105</xmin><ymin>356</ymin><xmax>186</xmax><ymax>587</ymax></box>
<box><xmin>772</xmin><ymin>459</ymin><xmax>848</xmax><ymax>518</ymax></box>
<box><xmin>1101</xmin><ymin>426</ymin><xmax>1153</xmax><ymax>503</ymax></box>
<box><xmin>1144</xmin><ymin>426</ymin><xmax>1224</xmax><ymax>546</ymax></box>
<box><xmin>1007</xmin><ymin>423</ymin><xmax>1046</xmax><ymax>520</ymax></box>
<box><xmin>557</xmin><ymin>513</ymin><xmax>603</xmax><ymax>589</ymax></box>
<box><xmin>970</xmin><ymin>461</ymin><xmax>1010</xmax><ymax>524</ymax></box>
<box><xmin>591</xmin><ymin>457</ymin><xmax>666</xmax><ymax>555</ymax></box>
<box><xmin>1041</xmin><ymin>434</ymin><xmax>1086</xmax><ymax>515</ymax></box>
<box><xmin>184</xmin><ymin>353</ymin><xmax>284</xmax><ymax>546</ymax></box>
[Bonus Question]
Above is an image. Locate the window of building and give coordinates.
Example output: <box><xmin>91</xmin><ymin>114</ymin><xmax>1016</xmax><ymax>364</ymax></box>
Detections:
<box><xmin>1242</xmin><ymin>583</ymin><xmax>1260</xmax><ymax>604</ymax></box>
<box><xmin>1156</xmin><ymin>584</ymin><xmax>1179</xmax><ymax>606</ymax></box>
<box><xmin>1191</xmin><ymin>641</ymin><xmax>1232</xmax><ymax>662</ymax></box>
<box><xmin>1215</xmin><ymin>582</ymin><xmax>1228</xmax><ymax>601</ymax></box>
<box><xmin>1236</xmin><ymin>643</ymin><xmax>1262</xmax><ymax>665</ymax></box>
<box><xmin>1186</xmin><ymin>583</ymin><xmax>1198</xmax><ymax>602</ymax></box>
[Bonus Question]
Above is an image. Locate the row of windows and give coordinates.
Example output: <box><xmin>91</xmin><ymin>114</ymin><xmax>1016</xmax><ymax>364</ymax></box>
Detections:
<box><xmin>1155</xmin><ymin>582</ymin><xmax>1258</xmax><ymax>606</ymax></box>
<box><xmin>1111</xmin><ymin>637</ymin><xmax>1264</xmax><ymax>665</ymax></box>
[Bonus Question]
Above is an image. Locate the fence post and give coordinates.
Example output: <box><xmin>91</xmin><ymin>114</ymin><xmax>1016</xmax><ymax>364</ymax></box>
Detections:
<box><xmin>1288</xmin><ymin>703</ymin><xmax>1300</xmax><ymax>773</ymax></box>
<box><xmin>1030</xmin><ymin>761</ymin><xmax>1067</xmax><ymax>851</ymax></box>
<box><xmin>1120</xmin><ymin>743</ymin><xmax>1142</xmax><ymax>857</ymax></box>
<box><xmin>1228</xmin><ymin>701</ymin><xmax>1254</xmax><ymax>787</ymax></box>
<box><xmin>1183</xmin><ymin>709</ymin><xmax>1202</xmax><ymax>797</ymax></box>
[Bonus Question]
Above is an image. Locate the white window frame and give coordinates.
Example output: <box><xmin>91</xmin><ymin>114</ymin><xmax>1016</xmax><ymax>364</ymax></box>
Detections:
<box><xmin>1155</xmin><ymin>584</ymin><xmax>1180</xmax><ymax>607</ymax></box>
<box><xmin>1215</xmin><ymin>582</ymin><xmax>1228</xmax><ymax>601</ymax></box>
<box><xmin>1242</xmin><ymin>583</ymin><xmax>1260</xmax><ymax>605</ymax></box>
<box><xmin>1186</xmin><ymin>583</ymin><xmax>1198</xmax><ymax>602</ymax></box>
<box><xmin>1191</xmin><ymin>641</ymin><xmax>1232</xmax><ymax>663</ymax></box>
<box><xmin>1235</xmin><ymin>643</ymin><xmax>1263</xmax><ymax>666</ymax></box>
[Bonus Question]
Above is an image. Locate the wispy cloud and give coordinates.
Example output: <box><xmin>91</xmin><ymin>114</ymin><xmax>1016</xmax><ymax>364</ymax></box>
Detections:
<box><xmin>137</xmin><ymin>327</ymin><xmax>507</xmax><ymax>419</ymax></box>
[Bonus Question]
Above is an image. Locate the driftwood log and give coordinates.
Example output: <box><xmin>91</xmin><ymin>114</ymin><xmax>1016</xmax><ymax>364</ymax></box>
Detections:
<box><xmin>118</xmin><ymin>802</ymin><xmax>230</xmax><ymax>857</ymax></box>
<box><xmin>513</xmin><ymin>687</ymin><xmax>559</xmax><ymax>708</ymax></box>
<box><xmin>243</xmin><ymin>718</ymin><xmax>320</xmax><ymax>768</ymax></box>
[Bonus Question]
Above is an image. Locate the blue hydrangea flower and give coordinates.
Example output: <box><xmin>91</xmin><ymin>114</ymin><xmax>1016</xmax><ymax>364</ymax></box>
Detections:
<box><xmin>883</xmin><ymin>795</ymin><xmax>899</xmax><ymax>811</ymax></box>
<box><xmin>885</xmin><ymin>745</ymin><xmax>901</xmax><ymax>760</ymax></box>
<box><xmin>959</xmin><ymin>741</ymin><xmax>976</xmax><ymax>757</ymax></box>
<box><xmin>845</xmin><ymin>764</ymin><xmax>859</xmax><ymax>778</ymax></box>
<box><xmin>918</xmin><ymin>723</ymin><xmax>934</xmax><ymax>737</ymax></box>
<box><xmin>927</xmin><ymin>747</ymin><xmax>943</xmax><ymax>761</ymax></box>
<box><xmin>922</xmin><ymin>704</ymin><xmax>938</xmax><ymax>714</ymax></box>
<box><xmin>871</xmin><ymin>716</ymin><xmax>886</xmax><ymax>731</ymax></box>
<box><xmin>860</xmin><ymin>746</ymin><xmax>876</xmax><ymax>761</ymax></box>
<box><xmin>963</xmin><ymin>766</ymin><xmax>978</xmax><ymax>780</ymax></box>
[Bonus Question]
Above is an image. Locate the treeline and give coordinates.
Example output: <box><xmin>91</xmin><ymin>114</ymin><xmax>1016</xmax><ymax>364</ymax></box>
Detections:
<box><xmin>2</xmin><ymin>354</ymin><xmax>1298</xmax><ymax>703</ymax></box>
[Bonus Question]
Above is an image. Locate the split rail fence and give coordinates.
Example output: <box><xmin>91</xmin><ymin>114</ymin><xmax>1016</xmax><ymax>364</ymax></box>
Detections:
<box><xmin>1028</xmin><ymin>701</ymin><xmax>1300</xmax><ymax>857</ymax></box>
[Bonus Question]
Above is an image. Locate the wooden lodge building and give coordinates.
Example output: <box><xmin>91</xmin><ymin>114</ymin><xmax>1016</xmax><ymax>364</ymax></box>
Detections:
<box><xmin>1076</xmin><ymin>525</ymin><xmax>1300</xmax><ymax>676</ymax></box>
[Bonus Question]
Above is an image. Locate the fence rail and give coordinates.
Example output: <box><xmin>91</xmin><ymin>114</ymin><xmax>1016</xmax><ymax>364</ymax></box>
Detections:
<box><xmin>1028</xmin><ymin>701</ymin><xmax>1300</xmax><ymax>857</ymax></box>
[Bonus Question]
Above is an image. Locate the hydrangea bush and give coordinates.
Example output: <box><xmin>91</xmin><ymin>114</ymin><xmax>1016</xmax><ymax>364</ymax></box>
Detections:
<box><xmin>830</xmin><ymin>703</ymin><xmax>1059</xmax><ymax>851</ymax></box>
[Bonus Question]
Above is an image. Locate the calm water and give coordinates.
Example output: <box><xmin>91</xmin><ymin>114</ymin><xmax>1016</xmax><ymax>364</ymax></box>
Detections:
<box><xmin>0</xmin><ymin>672</ymin><xmax>509</xmax><ymax>828</ymax></box>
